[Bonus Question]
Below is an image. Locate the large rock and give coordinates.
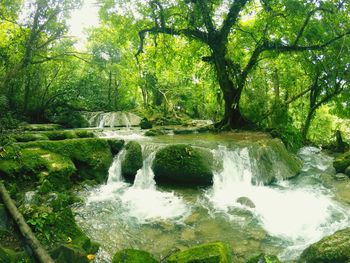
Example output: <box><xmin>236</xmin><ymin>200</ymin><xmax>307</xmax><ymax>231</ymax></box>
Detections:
<box><xmin>50</xmin><ymin>245</ymin><xmax>89</xmax><ymax>263</ymax></box>
<box><xmin>249</xmin><ymin>138</ymin><xmax>302</xmax><ymax>185</ymax></box>
<box><xmin>82</xmin><ymin>111</ymin><xmax>142</xmax><ymax>128</ymax></box>
<box><xmin>167</xmin><ymin>242</ymin><xmax>231</xmax><ymax>263</ymax></box>
<box><xmin>112</xmin><ymin>249</ymin><xmax>158</xmax><ymax>263</ymax></box>
<box><xmin>299</xmin><ymin>227</ymin><xmax>350</xmax><ymax>263</ymax></box>
<box><xmin>334</xmin><ymin>151</ymin><xmax>350</xmax><ymax>175</ymax></box>
<box><xmin>121</xmin><ymin>141</ymin><xmax>143</xmax><ymax>182</ymax></box>
<box><xmin>0</xmin><ymin>138</ymin><xmax>115</xmax><ymax>186</ymax></box>
<box><xmin>247</xmin><ymin>253</ymin><xmax>281</xmax><ymax>263</ymax></box>
<box><xmin>152</xmin><ymin>144</ymin><xmax>213</xmax><ymax>186</ymax></box>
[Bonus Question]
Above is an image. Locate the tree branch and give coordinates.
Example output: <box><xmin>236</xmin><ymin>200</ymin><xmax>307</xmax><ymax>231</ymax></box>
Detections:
<box><xmin>220</xmin><ymin>0</ymin><xmax>251</xmax><ymax>43</ymax></box>
<box><xmin>135</xmin><ymin>26</ymin><xmax>208</xmax><ymax>57</ymax></box>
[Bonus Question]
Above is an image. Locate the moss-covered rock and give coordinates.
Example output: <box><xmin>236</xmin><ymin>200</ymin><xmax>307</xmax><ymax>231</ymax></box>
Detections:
<box><xmin>112</xmin><ymin>249</ymin><xmax>158</xmax><ymax>263</ymax></box>
<box><xmin>152</xmin><ymin>144</ymin><xmax>213</xmax><ymax>186</ymax></box>
<box><xmin>144</xmin><ymin>128</ymin><xmax>166</xmax><ymax>137</ymax></box>
<box><xmin>20</xmin><ymin>138</ymin><xmax>113</xmax><ymax>183</ymax></box>
<box><xmin>140</xmin><ymin>118</ymin><xmax>153</xmax><ymax>129</ymax></box>
<box><xmin>107</xmin><ymin>139</ymin><xmax>125</xmax><ymax>155</ymax></box>
<box><xmin>299</xmin><ymin>227</ymin><xmax>350</xmax><ymax>263</ymax></box>
<box><xmin>121</xmin><ymin>141</ymin><xmax>143</xmax><ymax>182</ymax></box>
<box><xmin>334</xmin><ymin>151</ymin><xmax>350</xmax><ymax>175</ymax></box>
<box><xmin>249</xmin><ymin>138</ymin><xmax>302</xmax><ymax>185</ymax></box>
<box><xmin>0</xmin><ymin>147</ymin><xmax>76</xmax><ymax>190</ymax></box>
<box><xmin>50</xmin><ymin>245</ymin><xmax>89</xmax><ymax>263</ymax></box>
<box><xmin>167</xmin><ymin>242</ymin><xmax>231</xmax><ymax>263</ymax></box>
<box><xmin>246</xmin><ymin>253</ymin><xmax>281</xmax><ymax>263</ymax></box>
<box><xmin>21</xmin><ymin>123</ymin><xmax>63</xmax><ymax>131</ymax></box>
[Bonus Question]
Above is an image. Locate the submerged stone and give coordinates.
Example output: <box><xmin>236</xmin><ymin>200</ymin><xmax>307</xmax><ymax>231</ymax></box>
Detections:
<box><xmin>249</xmin><ymin>138</ymin><xmax>302</xmax><ymax>185</ymax></box>
<box><xmin>121</xmin><ymin>141</ymin><xmax>143</xmax><ymax>182</ymax></box>
<box><xmin>236</xmin><ymin>197</ymin><xmax>255</xmax><ymax>208</ymax></box>
<box><xmin>246</xmin><ymin>253</ymin><xmax>281</xmax><ymax>263</ymax></box>
<box><xmin>167</xmin><ymin>241</ymin><xmax>232</xmax><ymax>263</ymax></box>
<box><xmin>299</xmin><ymin>227</ymin><xmax>350</xmax><ymax>263</ymax></box>
<box><xmin>152</xmin><ymin>144</ymin><xmax>213</xmax><ymax>186</ymax></box>
<box><xmin>112</xmin><ymin>249</ymin><xmax>158</xmax><ymax>263</ymax></box>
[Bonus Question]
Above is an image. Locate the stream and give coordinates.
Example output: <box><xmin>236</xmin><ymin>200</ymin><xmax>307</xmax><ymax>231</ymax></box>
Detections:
<box><xmin>73</xmin><ymin>130</ymin><xmax>350</xmax><ymax>262</ymax></box>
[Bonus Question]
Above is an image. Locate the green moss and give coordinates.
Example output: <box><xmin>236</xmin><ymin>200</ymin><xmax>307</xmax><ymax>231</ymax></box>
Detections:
<box><xmin>121</xmin><ymin>141</ymin><xmax>143</xmax><ymax>182</ymax></box>
<box><xmin>112</xmin><ymin>249</ymin><xmax>158</xmax><ymax>263</ymax></box>
<box><xmin>144</xmin><ymin>128</ymin><xmax>166</xmax><ymax>137</ymax></box>
<box><xmin>12</xmin><ymin>133</ymin><xmax>49</xmax><ymax>142</ymax></box>
<box><xmin>50</xmin><ymin>245</ymin><xmax>89</xmax><ymax>263</ymax></box>
<box><xmin>333</xmin><ymin>151</ymin><xmax>350</xmax><ymax>173</ymax></box>
<box><xmin>20</xmin><ymin>138</ymin><xmax>112</xmax><ymax>183</ymax></box>
<box><xmin>246</xmin><ymin>253</ymin><xmax>281</xmax><ymax>263</ymax></box>
<box><xmin>107</xmin><ymin>139</ymin><xmax>125</xmax><ymax>155</ymax></box>
<box><xmin>167</xmin><ymin>242</ymin><xmax>231</xmax><ymax>263</ymax></box>
<box><xmin>152</xmin><ymin>144</ymin><xmax>213</xmax><ymax>186</ymax></box>
<box><xmin>299</xmin><ymin>227</ymin><xmax>350</xmax><ymax>263</ymax></box>
<box><xmin>21</xmin><ymin>124</ymin><xmax>63</xmax><ymax>131</ymax></box>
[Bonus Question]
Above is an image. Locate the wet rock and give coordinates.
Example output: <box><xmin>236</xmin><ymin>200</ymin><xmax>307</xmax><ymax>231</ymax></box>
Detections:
<box><xmin>121</xmin><ymin>141</ymin><xmax>143</xmax><ymax>182</ymax></box>
<box><xmin>112</xmin><ymin>249</ymin><xmax>158</xmax><ymax>263</ymax></box>
<box><xmin>236</xmin><ymin>197</ymin><xmax>255</xmax><ymax>208</ymax></box>
<box><xmin>181</xmin><ymin>228</ymin><xmax>196</xmax><ymax>241</ymax></box>
<box><xmin>153</xmin><ymin>144</ymin><xmax>213</xmax><ymax>186</ymax></box>
<box><xmin>167</xmin><ymin>242</ymin><xmax>232</xmax><ymax>263</ymax></box>
<box><xmin>299</xmin><ymin>227</ymin><xmax>350</xmax><ymax>263</ymax></box>
<box><xmin>144</xmin><ymin>128</ymin><xmax>167</xmax><ymax>137</ymax></box>
<box><xmin>82</xmin><ymin>111</ymin><xmax>142</xmax><ymax>127</ymax></box>
<box><xmin>247</xmin><ymin>253</ymin><xmax>281</xmax><ymax>263</ymax></box>
<box><xmin>333</xmin><ymin>173</ymin><xmax>349</xmax><ymax>181</ymax></box>
<box><xmin>333</xmin><ymin>151</ymin><xmax>350</xmax><ymax>174</ymax></box>
<box><xmin>249</xmin><ymin>138</ymin><xmax>302</xmax><ymax>185</ymax></box>
<box><xmin>184</xmin><ymin>212</ymin><xmax>200</xmax><ymax>225</ymax></box>
<box><xmin>140</xmin><ymin>118</ymin><xmax>153</xmax><ymax>129</ymax></box>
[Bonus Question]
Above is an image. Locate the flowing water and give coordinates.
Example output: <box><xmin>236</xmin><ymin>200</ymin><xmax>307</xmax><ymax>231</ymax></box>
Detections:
<box><xmin>73</xmin><ymin>133</ymin><xmax>350</xmax><ymax>263</ymax></box>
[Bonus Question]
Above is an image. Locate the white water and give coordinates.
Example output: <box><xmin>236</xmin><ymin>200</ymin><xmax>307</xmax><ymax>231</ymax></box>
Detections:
<box><xmin>205</xmin><ymin>146</ymin><xmax>350</xmax><ymax>260</ymax></box>
<box><xmin>85</xmin><ymin>146</ymin><xmax>189</xmax><ymax>223</ymax></box>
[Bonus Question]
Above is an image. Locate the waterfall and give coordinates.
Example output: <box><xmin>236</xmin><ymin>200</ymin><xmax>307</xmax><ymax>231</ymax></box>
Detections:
<box><xmin>107</xmin><ymin>149</ymin><xmax>125</xmax><ymax>184</ymax></box>
<box><xmin>122</xmin><ymin>112</ymin><xmax>131</xmax><ymax>130</ymax></box>
<box><xmin>133</xmin><ymin>151</ymin><xmax>156</xmax><ymax>190</ymax></box>
<box><xmin>207</xmin><ymin>146</ymin><xmax>350</xmax><ymax>260</ymax></box>
<box><xmin>98</xmin><ymin>113</ymin><xmax>107</xmax><ymax>128</ymax></box>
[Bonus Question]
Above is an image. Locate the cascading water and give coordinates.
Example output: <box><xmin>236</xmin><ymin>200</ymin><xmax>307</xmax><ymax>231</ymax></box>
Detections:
<box><xmin>205</xmin><ymin>146</ymin><xmax>350</xmax><ymax>260</ymax></box>
<box><xmin>74</xmin><ymin>139</ymin><xmax>350</xmax><ymax>263</ymax></box>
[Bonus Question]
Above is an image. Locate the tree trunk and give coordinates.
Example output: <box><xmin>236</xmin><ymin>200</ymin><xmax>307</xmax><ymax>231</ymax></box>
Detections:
<box><xmin>212</xmin><ymin>49</ymin><xmax>246</xmax><ymax>128</ymax></box>
<box><xmin>302</xmin><ymin>108</ymin><xmax>316</xmax><ymax>142</ymax></box>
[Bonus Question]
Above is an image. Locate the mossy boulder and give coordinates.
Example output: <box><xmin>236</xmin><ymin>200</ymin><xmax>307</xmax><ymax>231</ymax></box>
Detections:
<box><xmin>121</xmin><ymin>141</ymin><xmax>143</xmax><ymax>182</ymax></box>
<box><xmin>107</xmin><ymin>139</ymin><xmax>125</xmax><ymax>155</ymax></box>
<box><xmin>249</xmin><ymin>138</ymin><xmax>302</xmax><ymax>185</ymax></box>
<box><xmin>50</xmin><ymin>245</ymin><xmax>89</xmax><ymax>263</ymax></box>
<box><xmin>140</xmin><ymin>118</ymin><xmax>153</xmax><ymax>129</ymax></box>
<box><xmin>152</xmin><ymin>144</ymin><xmax>213</xmax><ymax>186</ymax></box>
<box><xmin>21</xmin><ymin>123</ymin><xmax>63</xmax><ymax>131</ymax></box>
<box><xmin>145</xmin><ymin>128</ymin><xmax>167</xmax><ymax>137</ymax></box>
<box><xmin>0</xmin><ymin>147</ymin><xmax>76</xmax><ymax>190</ymax></box>
<box><xmin>299</xmin><ymin>227</ymin><xmax>350</xmax><ymax>263</ymax></box>
<box><xmin>167</xmin><ymin>242</ymin><xmax>231</xmax><ymax>263</ymax></box>
<box><xmin>20</xmin><ymin>138</ymin><xmax>113</xmax><ymax>183</ymax></box>
<box><xmin>334</xmin><ymin>151</ymin><xmax>350</xmax><ymax>175</ymax></box>
<box><xmin>247</xmin><ymin>253</ymin><xmax>281</xmax><ymax>263</ymax></box>
<box><xmin>112</xmin><ymin>249</ymin><xmax>158</xmax><ymax>263</ymax></box>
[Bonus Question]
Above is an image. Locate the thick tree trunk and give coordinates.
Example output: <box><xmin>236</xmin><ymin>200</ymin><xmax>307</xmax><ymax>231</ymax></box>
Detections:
<box><xmin>212</xmin><ymin>49</ymin><xmax>246</xmax><ymax>129</ymax></box>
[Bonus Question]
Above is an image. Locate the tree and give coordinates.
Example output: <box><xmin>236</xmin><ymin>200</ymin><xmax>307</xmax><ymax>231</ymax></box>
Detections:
<box><xmin>126</xmin><ymin>0</ymin><xmax>350</xmax><ymax>128</ymax></box>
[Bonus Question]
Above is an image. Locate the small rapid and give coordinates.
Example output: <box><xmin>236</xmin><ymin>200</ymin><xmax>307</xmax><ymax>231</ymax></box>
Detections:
<box><xmin>74</xmin><ymin>140</ymin><xmax>350</xmax><ymax>262</ymax></box>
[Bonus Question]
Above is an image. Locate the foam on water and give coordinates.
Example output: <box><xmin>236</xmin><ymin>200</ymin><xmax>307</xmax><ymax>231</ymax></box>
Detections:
<box><xmin>99</xmin><ymin>130</ymin><xmax>149</xmax><ymax>141</ymax></box>
<box><xmin>205</xmin><ymin>146</ymin><xmax>350</xmax><ymax>260</ymax></box>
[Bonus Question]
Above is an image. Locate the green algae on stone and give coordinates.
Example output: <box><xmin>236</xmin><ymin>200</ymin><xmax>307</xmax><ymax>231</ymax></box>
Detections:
<box><xmin>112</xmin><ymin>249</ymin><xmax>158</xmax><ymax>263</ymax></box>
<box><xmin>152</xmin><ymin>144</ymin><xmax>213</xmax><ymax>186</ymax></box>
<box><xmin>20</xmin><ymin>138</ymin><xmax>113</xmax><ymax>183</ymax></box>
<box><xmin>121</xmin><ymin>141</ymin><xmax>143</xmax><ymax>182</ymax></box>
<box><xmin>167</xmin><ymin>241</ymin><xmax>232</xmax><ymax>263</ymax></box>
<box><xmin>246</xmin><ymin>253</ymin><xmax>281</xmax><ymax>263</ymax></box>
<box><xmin>299</xmin><ymin>227</ymin><xmax>350</xmax><ymax>263</ymax></box>
<box><xmin>333</xmin><ymin>151</ymin><xmax>350</xmax><ymax>174</ymax></box>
